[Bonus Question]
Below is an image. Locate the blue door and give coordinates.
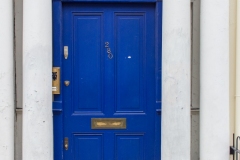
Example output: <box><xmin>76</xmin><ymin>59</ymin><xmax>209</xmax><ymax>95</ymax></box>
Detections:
<box><xmin>62</xmin><ymin>3</ymin><xmax>160</xmax><ymax>159</ymax></box>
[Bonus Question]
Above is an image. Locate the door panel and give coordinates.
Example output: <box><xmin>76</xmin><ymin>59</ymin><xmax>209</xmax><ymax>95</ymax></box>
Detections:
<box><xmin>115</xmin><ymin>134</ymin><xmax>144</xmax><ymax>160</ymax></box>
<box><xmin>74</xmin><ymin>134</ymin><xmax>103</xmax><ymax>160</ymax></box>
<box><xmin>73</xmin><ymin>13</ymin><xmax>104</xmax><ymax>112</ymax></box>
<box><xmin>115</xmin><ymin>13</ymin><xmax>145</xmax><ymax>112</ymax></box>
<box><xmin>63</xmin><ymin>3</ymin><xmax>158</xmax><ymax>160</ymax></box>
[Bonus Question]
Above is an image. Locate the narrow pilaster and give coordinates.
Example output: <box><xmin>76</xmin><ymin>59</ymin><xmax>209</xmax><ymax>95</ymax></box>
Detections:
<box><xmin>162</xmin><ymin>0</ymin><xmax>191</xmax><ymax>159</ymax></box>
<box><xmin>0</xmin><ymin>0</ymin><xmax>14</xmax><ymax>159</ymax></box>
<box><xmin>22</xmin><ymin>0</ymin><xmax>53</xmax><ymax>159</ymax></box>
<box><xmin>200</xmin><ymin>0</ymin><xmax>229</xmax><ymax>159</ymax></box>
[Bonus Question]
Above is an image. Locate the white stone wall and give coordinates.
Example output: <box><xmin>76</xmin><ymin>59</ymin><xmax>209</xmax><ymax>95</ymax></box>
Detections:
<box><xmin>0</xmin><ymin>0</ymin><xmax>14</xmax><ymax>159</ymax></box>
<box><xmin>11</xmin><ymin>0</ymin><xmax>231</xmax><ymax>160</ymax></box>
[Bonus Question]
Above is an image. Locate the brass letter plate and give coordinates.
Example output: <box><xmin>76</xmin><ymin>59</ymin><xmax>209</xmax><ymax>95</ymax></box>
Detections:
<box><xmin>91</xmin><ymin>118</ymin><xmax>126</xmax><ymax>129</ymax></box>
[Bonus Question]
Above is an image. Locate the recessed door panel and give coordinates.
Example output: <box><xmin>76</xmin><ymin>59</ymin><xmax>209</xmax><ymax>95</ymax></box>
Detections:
<box><xmin>73</xmin><ymin>13</ymin><xmax>104</xmax><ymax>113</ymax></box>
<box><xmin>115</xmin><ymin>13</ymin><xmax>145</xmax><ymax>113</ymax></box>
<box><xmin>115</xmin><ymin>134</ymin><xmax>144</xmax><ymax>160</ymax></box>
<box><xmin>74</xmin><ymin>134</ymin><xmax>103</xmax><ymax>160</ymax></box>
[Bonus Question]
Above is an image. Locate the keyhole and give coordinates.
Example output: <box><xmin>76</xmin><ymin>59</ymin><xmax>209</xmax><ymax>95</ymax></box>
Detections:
<box><xmin>52</xmin><ymin>72</ymin><xmax>57</xmax><ymax>81</ymax></box>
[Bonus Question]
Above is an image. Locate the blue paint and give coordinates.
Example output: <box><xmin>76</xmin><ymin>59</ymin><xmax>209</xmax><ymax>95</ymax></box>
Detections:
<box><xmin>116</xmin><ymin>134</ymin><xmax>144</xmax><ymax>159</ymax></box>
<box><xmin>74</xmin><ymin>13</ymin><xmax>103</xmax><ymax>112</ymax></box>
<box><xmin>154</xmin><ymin>2</ymin><xmax>162</xmax><ymax>159</ymax></box>
<box><xmin>74</xmin><ymin>134</ymin><xmax>104</xmax><ymax>159</ymax></box>
<box><xmin>53</xmin><ymin>0</ymin><xmax>162</xmax><ymax>2</ymax></box>
<box><xmin>115</xmin><ymin>14</ymin><xmax>144</xmax><ymax>112</ymax></box>
<box><xmin>52</xmin><ymin>1</ymin><xmax>64</xmax><ymax>160</ymax></box>
<box><xmin>53</xmin><ymin>1</ymin><xmax>162</xmax><ymax>160</ymax></box>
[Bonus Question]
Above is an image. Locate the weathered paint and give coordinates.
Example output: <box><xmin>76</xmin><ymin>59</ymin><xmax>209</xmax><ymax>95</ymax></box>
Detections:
<box><xmin>22</xmin><ymin>0</ymin><xmax>53</xmax><ymax>159</ymax></box>
<box><xmin>200</xmin><ymin>0</ymin><xmax>229</xmax><ymax>159</ymax></box>
<box><xmin>0</xmin><ymin>0</ymin><xmax>14</xmax><ymax>159</ymax></box>
<box><xmin>162</xmin><ymin>0</ymin><xmax>191</xmax><ymax>159</ymax></box>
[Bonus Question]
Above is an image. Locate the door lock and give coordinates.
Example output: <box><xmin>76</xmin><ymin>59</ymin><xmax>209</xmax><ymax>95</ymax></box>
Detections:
<box><xmin>52</xmin><ymin>72</ymin><xmax>57</xmax><ymax>81</ymax></box>
<box><xmin>64</xmin><ymin>81</ymin><xmax>70</xmax><ymax>87</ymax></box>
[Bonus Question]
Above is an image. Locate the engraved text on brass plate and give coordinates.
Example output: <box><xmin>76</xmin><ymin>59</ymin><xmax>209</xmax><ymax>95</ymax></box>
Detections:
<box><xmin>91</xmin><ymin>118</ymin><xmax>126</xmax><ymax>129</ymax></box>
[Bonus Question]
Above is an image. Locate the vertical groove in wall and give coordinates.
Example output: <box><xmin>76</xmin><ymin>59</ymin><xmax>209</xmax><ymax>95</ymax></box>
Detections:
<box><xmin>191</xmin><ymin>113</ymin><xmax>200</xmax><ymax>160</ymax></box>
<box><xmin>15</xmin><ymin>110</ymin><xmax>22</xmax><ymax>160</ymax></box>
<box><xmin>191</xmin><ymin>2</ymin><xmax>193</xmax><ymax>109</ymax></box>
<box><xmin>13</xmin><ymin>0</ymin><xmax>17</xmax><ymax>159</ymax></box>
<box><xmin>229</xmin><ymin>0</ymin><xmax>237</xmax><ymax>159</ymax></box>
<box><xmin>0</xmin><ymin>0</ymin><xmax>14</xmax><ymax>159</ymax></box>
<box><xmin>190</xmin><ymin>0</ymin><xmax>200</xmax><ymax>159</ymax></box>
<box><xmin>15</xmin><ymin>0</ymin><xmax>23</xmax><ymax>110</ymax></box>
<box><xmin>13</xmin><ymin>0</ymin><xmax>16</xmax><ymax>106</ymax></box>
<box><xmin>14</xmin><ymin>0</ymin><xmax>23</xmax><ymax>159</ymax></box>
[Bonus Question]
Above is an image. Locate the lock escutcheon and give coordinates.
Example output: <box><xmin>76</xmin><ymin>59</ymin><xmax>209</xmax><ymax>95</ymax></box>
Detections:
<box><xmin>52</xmin><ymin>67</ymin><xmax>60</xmax><ymax>94</ymax></box>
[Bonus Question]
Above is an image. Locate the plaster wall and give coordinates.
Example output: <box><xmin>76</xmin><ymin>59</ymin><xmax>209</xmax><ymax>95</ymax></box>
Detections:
<box><xmin>0</xmin><ymin>0</ymin><xmax>15</xmax><ymax>159</ymax></box>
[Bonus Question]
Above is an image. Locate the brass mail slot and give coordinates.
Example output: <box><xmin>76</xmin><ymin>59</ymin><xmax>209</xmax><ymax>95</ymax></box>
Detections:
<box><xmin>91</xmin><ymin>118</ymin><xmax>126</xmax><ymax>129</ymax></box>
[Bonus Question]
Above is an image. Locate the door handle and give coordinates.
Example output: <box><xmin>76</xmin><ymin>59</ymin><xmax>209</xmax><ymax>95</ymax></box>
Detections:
<box><xmin>64</xmin><ymin>46</ymin><xmax>68</xmax><ymax>59</ymax></box>
<box><xmin>64</xmin><ymin>81</ymin><xmax>70</xmax><ymax>86</ymax></box>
